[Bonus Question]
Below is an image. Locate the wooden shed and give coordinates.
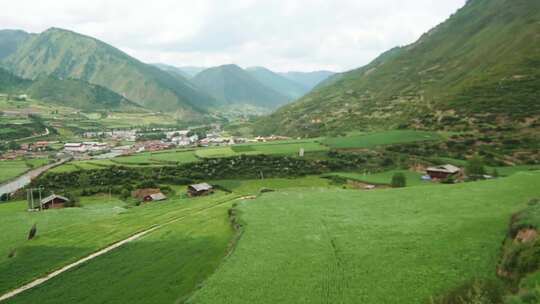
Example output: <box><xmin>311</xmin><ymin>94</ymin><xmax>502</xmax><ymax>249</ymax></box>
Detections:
<box><xmin>40</xmin><ymin>194</ymin><xmax>70</xmax><ymax>210</ymax></box>
<box><xmin>426</xmin><ymin>164</ymin><xmax>461</xmax><ymax>179</ymax></box>
<box><xmin>188</xmin><ymin>183</ymin><xmax>214</xmax><ymax>197</ymax></box>
<box><xmin>132</xmin><ymin>188</ymin><xmax>162</xmax><ymax>202</ymax></box>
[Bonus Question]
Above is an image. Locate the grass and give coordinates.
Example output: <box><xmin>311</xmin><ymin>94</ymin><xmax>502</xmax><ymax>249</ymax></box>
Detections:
<box><xmin>189</xmin><ymin>171</ymin><xmax>540</xmax><ymax>304</ymax></box>
<box><xmin>211</xmin><ymin>176</ymin><xmax>335</xmax><ymax>196</ymax></box>
<box><xmin>322</xmin><ymin>130</ymin><xmax>442</xmax><ymax>149</ymax></box>
<box><xmin>4</xmin><ymin>198</ymin><xmax>235</xmax><ymax>304</ymax></box>
<box><xmin>325</xmin><ymin>170</ymin><xmax>428</xmax><ymax>187</ymax></box>
<box><xmin>0</xmin><ymin>191</ymin><xmax>238</xmax><ymax>296</ymax></box>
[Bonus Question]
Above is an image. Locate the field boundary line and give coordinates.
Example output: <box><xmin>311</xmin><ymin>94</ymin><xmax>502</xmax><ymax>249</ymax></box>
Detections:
<box><xmin>0</xmin><ymin>195</ymin><xmax>244</xmax><ymax>302</ymax></box>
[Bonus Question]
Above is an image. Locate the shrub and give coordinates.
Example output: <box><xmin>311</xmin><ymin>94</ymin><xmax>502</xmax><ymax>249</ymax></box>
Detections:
<box><xmin>391</xmin><ymin>173</ymin><xmax>407</xmax><ymax>188</ymax></box>
<box><xmin>466</xmin><ymin>156</ymin><xmax>486</xmax><ymax>177</ymax></box>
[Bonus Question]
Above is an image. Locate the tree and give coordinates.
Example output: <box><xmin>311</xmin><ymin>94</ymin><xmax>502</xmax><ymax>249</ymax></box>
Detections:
<box><xmin>491</xmin><ymin>168</ymin><xmax>499</xmax><ymax>178</ymax></box>
<box><xmin>391</xmin><ymin>172</ymin><xmax>407</xmax><ymax>188</ymax></box>
<box><xmin>466</xmin><ymin>156</ymin><xmax>486</xmax><ymax>177</ymax></box>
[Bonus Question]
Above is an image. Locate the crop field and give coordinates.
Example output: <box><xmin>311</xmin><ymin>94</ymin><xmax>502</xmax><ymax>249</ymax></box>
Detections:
<box><xmin>211</xmin><ymin>176</ymin><xmax>334</xmax><ymax>196</ymax></box>
<box><xmin>4</xmin><ymin>199</ymin><xmax>235</xmax><ymax>304</ymax></box>
<box><xmin>325</xmin><ymin>170</ymin><xmax>427</xmax><ymax>187</ymax></box>
<box><xmin>322</xmin><ymin>130</ymin><xmax>442</xmax><ymax>149</ymax></box>
<box><xmin>0</xmin><ymin>191</ymin><xmax>238</xmax><ymax>296</ymax></box>
<box><xmin>232</xmin><ymin>141</ymin><xmax>328</xmax><ymax>155</ymax></box>
<box><xmin>189</xmin><ymin>172</ymin><xmax>540</xmax><ymax>304</ymax></box>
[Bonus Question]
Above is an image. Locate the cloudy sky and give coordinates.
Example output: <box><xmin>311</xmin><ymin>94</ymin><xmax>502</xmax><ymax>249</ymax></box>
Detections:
<box><xmin>0</xmin><ymin>0</ymin><xmax>466</xmax><ymax>72</ymax></box>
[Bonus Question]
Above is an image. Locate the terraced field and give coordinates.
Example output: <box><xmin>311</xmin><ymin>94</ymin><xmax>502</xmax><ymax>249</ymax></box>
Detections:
<box><xmin>190</xmin><ymin>171</ymin><xmax>540</xmax><ymax>304</ymax></box>
<box><xmin>322</xmin><ymin>130</ymin><xmax>442</xmax><ymax>149</ymax></box>
<box><xmin>325</xmin><ymin>170</ymin><xmax>427</xmax><ymax>187</ymax></box>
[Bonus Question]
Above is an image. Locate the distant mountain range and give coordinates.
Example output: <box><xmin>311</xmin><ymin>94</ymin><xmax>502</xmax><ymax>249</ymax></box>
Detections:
<box><xmin>154</xmin><ymin>64</ymin><xmax>335</xmax><ymax>109</ymax></box>
<box><xmin>0</xmin><ymin>27</ymin><xmax>333</xmax><ymax>116</ymax></box>
<box><xmin>0</xmin><ymin>67</ymin><xmax>138</xmax><ymax>111</ymax></box>
<box><xmin>256</xmin><ymin>0</ymin><xmax>540</xmax><ymax>136</ymax></box>
<box><xmin>190</xmin><ymin>64</ymin><xmax>290</xmax><ymax>109</ymax></box>
<box><xmin>0</xmin><ymin>28</ymin><xmax>215</xmax><ymax>117</ymax></box>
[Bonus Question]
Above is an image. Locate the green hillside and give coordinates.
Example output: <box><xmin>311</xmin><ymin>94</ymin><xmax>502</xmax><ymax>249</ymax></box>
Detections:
<box><xmin>246</xmin><ymin>67</ymin><xmax>309</xmax><ymax>99</ymax></box>
<box><xmin>192</xmin><ymin>64</ymin><xmax>291</xmax><ymax>109</ymax></box>
<box><xmin>27</xmin><ymin>76</ymin><xmax>141</xmax><ymax>111</ymax></box>
<box><xmin>0</xmin><ymin>30</ymin><xmax>30</xmax><ymax>60</ymax></box>
<box><xmin>258</xmin><ymin>0</ymin><xmax>540</xmax><ymax>136</ymax></box>
<box><xmin>1</xmin><ymin>28</ymin><xmax>215</xmax><ymax>115</ymax></box>
<box><xmin>0</xmin><ymin>67</ymin><xmax>30</xmax><ymax>93</ymax></box>
<box><xmin>153</xmin><ymin>63</ymin><xmax>191</xmax><ymax>79</ymax></box>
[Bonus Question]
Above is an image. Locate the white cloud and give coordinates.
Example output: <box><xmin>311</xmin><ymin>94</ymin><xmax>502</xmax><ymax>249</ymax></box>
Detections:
<box><xmin>0</xmin><ymin>0</ymin><xmax>466</xmax><ymax>72</ymax></box>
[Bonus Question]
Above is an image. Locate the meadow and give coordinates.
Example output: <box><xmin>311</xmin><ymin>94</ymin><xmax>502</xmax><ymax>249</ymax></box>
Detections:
<box><xmin>4</xmin><ymin>199</ymin><xmax>235</xmax><ymax>304</ymax></box>
<box><xmin>0</xmin><ymin>191</ymin><xmax>239</xmax><ymax>296</ymax></box>
<box><xmin>322</xmin><ymin>130</ymin><xmax>442</xmax><ymax>149</ymax></box>
<box><xmin>189</xmin><ymin>171</ymin><xmax>540</xmax><ymax>304</ymax></box>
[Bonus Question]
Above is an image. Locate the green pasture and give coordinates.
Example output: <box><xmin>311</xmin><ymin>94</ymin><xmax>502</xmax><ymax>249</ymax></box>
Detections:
<box><xmin>211</xmin><ymin>176</ymin><xmax>335</xmax><ymax>196</ymax></box>
<box><xmin>4</xmin><ymin>198</ymin><xmax>235</xmax><ymax>304</ymax></box>
<box><xmin>0</xmin><ymin>191</ymin><xmax>238</xmax><ymax>296</ymax></box>
<box><xmin>322</xmin><ymin>130</ymin><xmax>442</xmax><ymax>149</ymax></box>
<box><xmin>190</xmin><ymin>171</ymin><xmax>540</xmax><ymax>304</ymax></box>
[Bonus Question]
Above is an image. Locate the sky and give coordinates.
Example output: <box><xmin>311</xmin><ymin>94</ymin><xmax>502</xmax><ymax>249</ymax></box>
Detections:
<box><xmin>0</xmin><ymin>0</ymin><xmax>466</xmax><ymax>72</ymax></box>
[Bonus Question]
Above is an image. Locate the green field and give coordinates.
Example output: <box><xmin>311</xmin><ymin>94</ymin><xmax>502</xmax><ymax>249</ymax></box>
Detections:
<box><xmin>322</xmin><ymin>130</ymin><xmax>442</xmax><ymax>149</ymax></box>
<box><xmin>4</xmin><ymin>199</ymin><xmax>234</xmax><ymax>304</ymax></box>
<box><xmin>325</xmin><ymin>170</ymin><xmax>427</xmax><ymax>187</ymax></box>
<box><xmin>0</xmin><ymin>192</ymin><xmax>239</xmax><ymax>297</ymax></box>
<box><xmin>189</xmin><ymin>172</ymin><xmax>540</xmax><ymax>303</ymax></box>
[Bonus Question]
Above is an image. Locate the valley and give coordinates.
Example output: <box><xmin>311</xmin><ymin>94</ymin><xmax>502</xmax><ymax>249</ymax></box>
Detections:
<box><xmin>0</xmin><ymin>0</ymin><xmax>539</xmax><ymax>303</ymax></box>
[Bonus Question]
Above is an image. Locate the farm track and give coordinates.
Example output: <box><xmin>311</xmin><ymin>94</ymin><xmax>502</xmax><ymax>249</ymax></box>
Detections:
<box><xmin>0</xmin><ymin>194</ymin><xmax>245</xmax><ymax>303</ymax></box>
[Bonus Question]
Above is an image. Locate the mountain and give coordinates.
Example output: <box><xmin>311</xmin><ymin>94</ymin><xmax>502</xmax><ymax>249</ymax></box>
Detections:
<box><xmin>0</xmin><ymin>67</ymin><xmax>138</xmax><ymax>111</ymax></box>
<box><xmin>178</xmin><ymin>66</ymin><xmax>206</xmax><ymax>78</ymax></box>
<box><xmin>246</xmin><ymin>67</ymin><xmax>309</xmax><ymax>99</ymax></box>
<box><xmin>152</xmin><ymin>63</ymin><xmax>191</xmax><ymax>79</ymax></box>
<box><xmin>257</xmin><ymin>0</ymin><xmax>540</xmax><ymax>137</ymax></box>
<box><xmin>279</xmin><ymin>71</ymin><xmax>335</xmax><ymax>90</ymax></box>
<box><xmin>27</xmin><ymin>76</ymin><xmax>140</xmax><ymax>111</ymax></box>
<box><xmin>1</xmin><ymin>28</ymin><xmax>216</xmax><ymax>115</ymax></box>
<box><xmin>191</xmin><ymin>64</ymin><xmax>291</xmax><ymax>109</ymax></box>
<box><xmin>0</xmin><ymin>30</ymin><xmax>31</xmax><ymax>60</ymax></box>
<box><xmin>0</xmin><ymin>67</ymin><xmax>30</xmax><ymax>93</ymax></box>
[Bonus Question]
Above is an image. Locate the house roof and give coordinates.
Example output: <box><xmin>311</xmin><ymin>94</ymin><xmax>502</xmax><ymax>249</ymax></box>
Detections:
<box><xmin>189</xmin><ymin>183</ymin><xmax>213</xmax><ymax>192</ymax></box>
<box><xmin>40</xmin><ymin>194</ymin><xmax>70</xmax><ymax>205</ymax></box>
<box><xmin>149</xmin><ymin>193</ymin><xmax>167</xmax><ymax>201</ymax></box>
<box><xmin>427</xmin><ymin>164</ymin><xmax>461</xmax><ymax>174</ymax></box>
<box><xmin>133</xmin><ymin>188</ymin><xmax>161</xmax><ymax>199</ymax></box>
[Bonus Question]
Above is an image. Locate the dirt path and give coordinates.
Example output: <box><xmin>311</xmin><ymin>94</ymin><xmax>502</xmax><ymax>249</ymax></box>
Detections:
<box><xmin>0</xmin><ymin>195</ymin><xmax>246</xmax><ymax>302</ymax></box>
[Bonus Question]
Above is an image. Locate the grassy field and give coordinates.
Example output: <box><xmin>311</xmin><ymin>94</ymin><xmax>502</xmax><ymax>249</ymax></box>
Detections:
<box><xmin>322</xmin><ymin>130</ymin><xmax>442</xmax><ymax>149</ymax></box>
<box><xmin>189</xmin><ymin>171</ymin><xmax>540</xmax><ymax>304</ymax></box>
<box><xmin>325</xmin><ymin>170</ymin><xmax>427</xmax><ymax>187</ymax></box>
<box><xmin>211</xmin><ymin>176</ymin><xmax>334</xmax><ymax>196</ymax></box>
<box><xmin>4</xmin><ymin>199</ymin><xmax>235</xmax><ymax>304</ymax></box>
<box><xmin>0</xmin><ymin>192</ymin><xmax>238</xmax><ymax>296</ymax></box>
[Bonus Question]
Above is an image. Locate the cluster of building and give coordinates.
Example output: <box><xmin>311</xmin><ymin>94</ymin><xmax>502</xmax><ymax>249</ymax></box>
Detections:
<box><xmin>82</xmin><ymin>130</ymin><xmax>137</xmax><ymax>142</ymax></box>
<box><xmin>64</xmin><ymin>142</ymin><xmax>109</xmax><ymax>153</ymax></box>
<box><xmin>166</xmin><ymin>130</ymin><xmax>199</xmax><ymax>147</ymax></box>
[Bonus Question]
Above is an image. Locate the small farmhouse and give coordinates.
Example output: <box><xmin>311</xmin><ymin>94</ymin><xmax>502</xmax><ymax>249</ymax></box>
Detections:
<box><xmin>132</xmin><ymin>188</ymin><xmax>166</xmax><ymax>202</ymax></box>
<box><xmin>40</xmin><ymin>194</ymin><xmax>70</xmax><ymax>209</ymax></box>
<box><xmin>426</xmin><ymin>164</ymin><xmax>461</xmax><ymax>179</ymax></box>
<box><xmin>188</xmin><ymin>183</ymin><xmax>214</xmax><ymax>197</ymax></box>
